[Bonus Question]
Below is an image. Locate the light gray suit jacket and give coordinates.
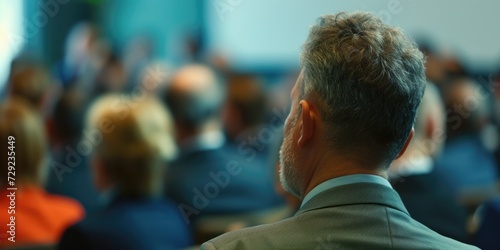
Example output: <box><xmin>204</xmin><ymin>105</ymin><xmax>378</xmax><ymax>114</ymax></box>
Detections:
<box><xmin>201</xmin><ymin>182</ymin><xmax>478</xmax><ymax>249</ymax></box>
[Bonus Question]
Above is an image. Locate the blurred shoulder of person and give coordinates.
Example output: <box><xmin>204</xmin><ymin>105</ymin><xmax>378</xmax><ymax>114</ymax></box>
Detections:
<box><xmin>0</xmin><ymin>98</ymin><xmax>84</xmax><ymax>247</ymax></box>
<box><xmin>58</xmin><ymin>95</ymin><xmax>192</xmax><ymax>250</ymax></box>
<box><xmin>474</xmin><ymin>197</ymin><xmax>500</xmax><ymax>250</ymax></box>
<box><xmin>436</xmin><ymin>77</ymin><xmax>499</xmax><ymax>202</ymax></box>
<box><xmin>44</xmin><ymin>83</ymin><xmax>101</xmax><ymax>214</ymax></box>
<box><xmin>390</xmin><ymin>83</ymin><xmax>468</xmax><ymax>242</ymax></box>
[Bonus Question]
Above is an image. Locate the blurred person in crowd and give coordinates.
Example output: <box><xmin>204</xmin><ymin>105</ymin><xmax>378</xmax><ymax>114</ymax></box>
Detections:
<box><xmin>58</xmin><ymin>95</ymin><xmax>192</xmax><ymax>250</ymax></box>
<box><xmin>418</xmin><ymin>39</ymin><xmax>447</xmax><ymax>86</ymax></box>
<box><xmin>474</xmin><ymin>197</ymin><xmax>500</xmax><ymax>250</ymax></box>
<box><xmin>223</xmin><ymin>74</ymin><xmax>271</xmax><ymax>162</ymax></box>
<box><xmin>6</xmin><ymin>63</ymin><xmax>52</xmax><ymax>116</ymax></box>
<box><xmin>122</xmin><ymin>35</ymin><xmax>154</xmax><ymax>90</ymax></box>
<box><xmin>472</xmin><ymin>69</ymin><xmax>500</xmax><ymax>250</ymax></box>
<box><xmin>45</xmin><ymin>83</ymin><xmax>101</xmax><ymax>214</ymax></box>
<box><xmin>0</xmin><ymin>98</ymin><xmax>84</xmax><ymax>247</ymax></box>
<box><xmin>54</xmin><ymin>22</ymin><xmax>98</xmax><ymax>87</ymax></box>
<box><xmin>163</xmin><ymin>64</ymin><xmax>283</xmax><ymax>225</ymax></box>
<box><xmin>202</xmin><ymin>12</ymin><xmax>477</xmax><ymax>249</ymax></box>
<box><xmin>390</xmin><ymin>84</ymin><xmax>468</xmax><ymax>242</ymax></box>
<box><xmin>436</xmin><ymin>77</ymin><xmax>498</xmax><ymax>203</ymax></box>
<box><xmin>91</xmin><ymin>53</ymin><xmax>128</xmax><ymax>97</ymax></box>
<box><xmin>441</xmin><ymin>51</ymin><xmax>468</xmax><ymax>79</ymax></box>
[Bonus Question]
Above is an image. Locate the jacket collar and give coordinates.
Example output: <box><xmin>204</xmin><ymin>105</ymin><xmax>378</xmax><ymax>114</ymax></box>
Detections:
<box><xmin>295</xmin><ymin>182</ymin><xmax>409</xmax><ymax>216</ymax></box>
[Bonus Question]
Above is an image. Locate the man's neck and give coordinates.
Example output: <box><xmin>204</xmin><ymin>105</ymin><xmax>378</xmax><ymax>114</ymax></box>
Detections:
<box><xmin>301</xmin><ymin>155</ymin><xmax>387</xmax><ymax>199</ymax></box>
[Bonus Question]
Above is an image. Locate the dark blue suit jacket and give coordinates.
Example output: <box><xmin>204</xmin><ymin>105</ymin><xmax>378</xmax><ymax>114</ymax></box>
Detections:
<box><xmin>392</xmin><ymin>169</ymin><xmax>468</xmax><ymax>242</ymax></box>
<box><xmin>58</xmin><ymin>195</ymin><xmax>192</xmax><ymax>250</ymax></box>
<box><xmin>46</xmin><ymin>154</ymin><xmax>101</xmax><ymax>214</ymax></box>
<box><xmin>436</xmin><ymin>135</ymin><xmax>498</xmax><ymax>196</ymax></box>
<box><xmin>474</xmin><ymin>198</ymin><xmax>500</xmax><ymax>250</ymax></box>
<box><xmin>165</xmin><ymin>144</ymin><xmax>283</xmax><ymax>224</ymax></box>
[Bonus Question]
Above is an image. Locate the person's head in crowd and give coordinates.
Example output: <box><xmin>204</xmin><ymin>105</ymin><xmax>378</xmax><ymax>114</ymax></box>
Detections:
<box><xmin>280</xmin><ymin>12</ymin><xmax>426</xmax><ymax>198</ymax></box>
<box><xmin>7</xmin><ymin>64</ymin><xmax>52</xmax><ymax>112</ymax></box>
<box><xmin>417</xmin><ymin>39</ymin><xmax>446</xmax><ymax>85</ymax></box>
<box><xmin>223</xmin><ymin>73</ymin><xmax>268</xmax><ymax>141</ymax></box>
<box><xmin>443</xmin><ymin>77</ymin><xmax>491</xmax><ymax>140</ymax></box>
<box><xmin>164</xmin><ymin>64</ymin><xmax>225</xmax><ymax>144</ymax></box>
<box><xmin>51</xmin><ymin>84</ymin><xmax>87</xmax><ymax>146</ymax></box>
<box><xmin>0</xmin><ymin>98</ymin><xmax>48</xmax><ymax>187</ymax></box>
<box><xmin>390</xmin><ymin>83</ymin><xmax>445</xmax><ymax>175</ymax></box>
<box><xmin>64</xmin><ymin>22</ymin><xmax>96</xmax><ymax>68</ymax></box>
<box><xmin>442</xmin><ymin>51</ymin><xmax>468</xmax><ymax>79</ymax></box>
<box><xmin>93</xmin><ymin>52</ymin><xmax>127</xmax><ymax>96</ymax></box>
<box><xmin>86</xmin><ymin>95</ymin><xmax>176</xmax><ymax>197</ymax></box>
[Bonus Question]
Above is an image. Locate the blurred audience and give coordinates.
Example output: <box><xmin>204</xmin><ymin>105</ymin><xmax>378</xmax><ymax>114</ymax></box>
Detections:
<box><xmin>436</xmin><ymin>77</ymin><xmax>499</xmax><ymax>204</ymax></box>
<box><xmin>91</xmin><ymin>52</ymin><xmax>127</xmax><ymax>97</ymax></box>
<box><xmin>0</xmin><ymin>98</ymin><xmax>84</xmax><ymax>247</ymax></box>
<box><xmin>54</xmin><ymin>22</ymin><xmax>98</xmax><ymax>88</ymax></box>
<box><xmin>390</xmin><ymin>84</ymin><xmax>468</xmax><ymax>241</ymax></box>
<box><xmin>59</xmin><ymin>95</ymin><xmax>192</xmax><ymax>250</ymax></box>
<box><xmin>223</xmin><ymin>73</ymin><xmax>277</xmax><ymax>176</ymax></box>
<box><xmin>418</xmin><ymin>40</ymin><xmax>447</xmax><ymax>86</ymax></box>
<box><xmin>45</xmin><ymin>83</ymin><xmax>101</xmax><ymax>214</ymax></box>
<box><xmin>163</xmin><ymin>65</ymin><xmax>282</xmax><ymax>226</ymax></box>
<box><xmin>6</xmin><ymin>57</ymin><xmax>59</xmax><ymax>121</ymax></box>
<box><xmin>0</xmin><ymin>5</ymin><xmax>499</xmax><ymax>248</ymax></box>
<box><xmin>7</xmin><ymin>64</ymin><xmax>52</xmax><ymax>114</ymax></box>
<box><xmin>223</xmin><ymin>74</ymin><xmax>268</xmax><ymax>144</ymax></box>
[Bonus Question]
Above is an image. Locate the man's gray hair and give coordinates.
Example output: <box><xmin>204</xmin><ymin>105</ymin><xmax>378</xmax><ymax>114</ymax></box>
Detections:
<box><xmin>300</xmin><ymin>12</ymin><xmax>426</xmax><ymax>165</ymax></box>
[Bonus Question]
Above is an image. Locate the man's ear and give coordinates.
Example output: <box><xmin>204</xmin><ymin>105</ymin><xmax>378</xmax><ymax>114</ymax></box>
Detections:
<box><xmin>395</xmin><ymin>128</ymin><xmax>414</xmax><ymax>159</ymax></box>
<box><xmin>297</xmin><ymin>100</ymin><xmax>316</xmax><ymax>147</ymax></box>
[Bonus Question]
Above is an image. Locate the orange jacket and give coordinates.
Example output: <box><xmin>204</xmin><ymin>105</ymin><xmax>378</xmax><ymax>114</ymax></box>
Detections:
<box><xmin>0</xmin><ymin>186</ymin><xmax>84</xmax><ymax>247</ymax></box>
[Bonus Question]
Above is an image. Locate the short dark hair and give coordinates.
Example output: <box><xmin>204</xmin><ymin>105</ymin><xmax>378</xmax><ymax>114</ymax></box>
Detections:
<box><xmin>227</xmin><ymin>74</ymin><xmax>268</xmax><ymax>127</ymax></box>
<box><xmin>300</xmin><ymin>12</ymin><xmax>426</xmax><ymax>165</ymax></box>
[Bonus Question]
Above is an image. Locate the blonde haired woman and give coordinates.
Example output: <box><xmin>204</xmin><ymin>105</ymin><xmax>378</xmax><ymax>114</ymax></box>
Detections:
<box><xmin>59</xmin><ymin>94</ymin><xmax>192</xmax><ymax>250</ymax></box>
<box><xmin>0</xmin><ymin>98</ymin><xmax>84</xmax><ymax>247</ymax></box>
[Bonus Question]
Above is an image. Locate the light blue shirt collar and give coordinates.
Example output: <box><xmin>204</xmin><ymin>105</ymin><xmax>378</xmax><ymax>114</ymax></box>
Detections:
<box><xmin>300</xmin><ymin>174</ymin><xmax>392</xmax><ymax>208</ymax></box>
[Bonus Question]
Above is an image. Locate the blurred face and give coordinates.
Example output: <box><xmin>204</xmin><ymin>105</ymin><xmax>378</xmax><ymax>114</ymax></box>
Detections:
<box><xmin>279</xmin><ymin>71</ymin><xmax>303</xmax><ymax>197</ymax></box>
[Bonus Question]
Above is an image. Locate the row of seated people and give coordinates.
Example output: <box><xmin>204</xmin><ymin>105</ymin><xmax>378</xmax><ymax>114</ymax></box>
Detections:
<box><xmin>2</xmin><ymin>63</ymin><xmax>499</xmax><ymax>249</ymax></box>
<box><xmin>0</xmin><ymin>63</ymin><xmax>287</xmax><ymax>249</ymax></box>
<box><xmin>1</xmin><ymin>27</ymin><xmax>500</xmax><ymax>248</ymax></box>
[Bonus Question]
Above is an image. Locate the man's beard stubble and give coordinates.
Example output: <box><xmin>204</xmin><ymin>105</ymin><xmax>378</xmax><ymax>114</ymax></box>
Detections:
<box><xmin>279</xmin><ymin>115</ymin><xmax>301</xmax><ymax>198</ymax></box>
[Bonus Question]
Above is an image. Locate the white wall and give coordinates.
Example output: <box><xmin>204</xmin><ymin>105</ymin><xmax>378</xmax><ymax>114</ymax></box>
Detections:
<box><xmin>206</xmin><ymin>0</ymin><xmax>500</xmax><ymax>72</ymax></box>
<box><xmin>0</xmin><ymin>0</ymin><xmax>24</xmax><ymax>90</ymax></box>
